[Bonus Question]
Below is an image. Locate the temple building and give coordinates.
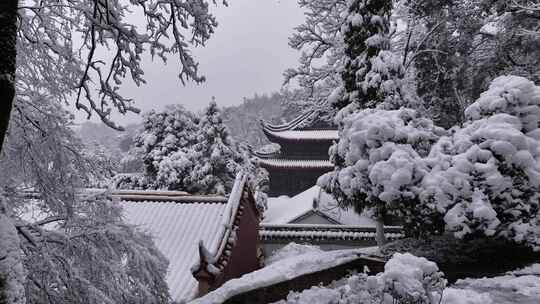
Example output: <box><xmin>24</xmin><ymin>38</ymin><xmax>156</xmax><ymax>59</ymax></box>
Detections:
<box><xmin>117</xmin><ymin>173</ymin><xmax>263</xmax><ymax>303</ymax></box>
<box><xmin>255</xmin><ymin>111</ymin><xmax>337</xmax><ymax>197</ymax></box>
<box><xmin>255</xmin><ymin>111</ymin><xmax>403</xmax><ymax>253</ymax></box>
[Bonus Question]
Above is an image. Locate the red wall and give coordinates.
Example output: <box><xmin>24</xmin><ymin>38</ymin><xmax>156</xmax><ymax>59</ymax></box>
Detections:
<box><xmin>213</xmin><ymin>193</ymin><xmax>261</xmax><ymax>288</ymax></box>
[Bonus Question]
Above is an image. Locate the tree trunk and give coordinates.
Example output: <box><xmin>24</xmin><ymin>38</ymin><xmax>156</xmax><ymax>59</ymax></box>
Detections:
<box><xmin>375</xmin><ymin>216</ymin><xmax>387</xmax><ymax>247</ymax></box>
<box><xmin>0</xmin><ymin>0</ymin><xmax>18</xmax><ymax>152</ymax></box>
<box><xmin>0</xmin><ymin>2</ymin><xmax>25</xmax><ymax>304</ymax></box>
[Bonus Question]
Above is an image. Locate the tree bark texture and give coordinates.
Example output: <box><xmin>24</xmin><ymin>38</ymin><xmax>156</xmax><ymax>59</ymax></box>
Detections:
<box><xmin>0</xmin><ymin>0</ymin><xmax>18</xmax><ymax>153</ymax></box>
<box><xmin>0</xmin><ymin>2</ymin><xmax>25</xmax><ymax>304</ymax></box>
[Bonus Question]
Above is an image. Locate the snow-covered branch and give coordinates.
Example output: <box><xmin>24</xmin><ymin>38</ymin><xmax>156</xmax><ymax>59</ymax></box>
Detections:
<box><xmin>17</xmin><ymin>0</ymin><xmax>224</xmax><ymax>130</ymax></box>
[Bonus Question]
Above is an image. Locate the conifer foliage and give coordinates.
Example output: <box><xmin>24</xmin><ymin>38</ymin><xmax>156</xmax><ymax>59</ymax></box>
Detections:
<box><xmin>320</xmin><ymin>0</ymin><xmax>417</xmax><ymax>245</ymax></box>
<box><xmin>132</xmin><ymin>105</ymin><xmax>199</xmax><ymax>190</ymax></box>
<box><xmin>189</xmin><ymin>101</ymin><xmax>249</xmax><ymax>195</ymax></box>
<box><xmin>122</xmin><ymin>102</ymin><xmax>259</xmax><ymax>197</ymax></box>
<box><xmin>334</xmin><ymin>0</ymin><xmax>407</xmax><ymax>112</ymax></box>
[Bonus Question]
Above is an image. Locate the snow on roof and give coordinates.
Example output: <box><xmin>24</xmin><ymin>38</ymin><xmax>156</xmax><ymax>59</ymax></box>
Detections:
<box><xmin>258</xmin><ymin>159</ymin><xmax>334</xmax><ymax>170</ymax></box>
<box><xmin>263</xmin><ymin>129</ymin><xmax>339</xmax><ymax>142</ymax></box>
<box><xmin>112</xmin><ymin>189</ymin><xmax>190</xmax><ymax>196</ymax></box>
<box><xmin>121</xmin><ymin>199</ymin><xmax>227</xmax><ymax>302</ymax></box>
<box><xmin>263</xmin><ymin>185</ymin><xmax>376</xmax><ymax>226</ymax></box>
<box><xmin>120</xmin><ymin>174</ymin><xmax>248</xmax><ymax>302</ymax></box>
<box><xmin>261</xmin><ymin>110</ymin><xmax>315</xmax><ymax>132</ymax></box>
<box><xmin>190</xmin><ymin>247</ymin><xmax>381</xmax><ymax>304</ymax></box>
<box><xmin>263</xmin><ymin>186</ymin><xmax>319</xmax><ymax>224</ymax></box>
<box><xmin>260</xmin><ymin>224</ymin><xmax>403</xmax><ymax>241</ymax></box>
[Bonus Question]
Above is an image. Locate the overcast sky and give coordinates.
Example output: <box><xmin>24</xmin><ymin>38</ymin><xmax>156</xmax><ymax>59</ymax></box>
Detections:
<box><xmin>86</xmin><ymin>0</ymin><xmax>305</xmax><ymax>125</ymax></box>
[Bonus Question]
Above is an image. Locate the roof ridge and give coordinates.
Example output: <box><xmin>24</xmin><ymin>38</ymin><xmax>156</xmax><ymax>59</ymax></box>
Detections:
<box><xmin>192</xmin><ymin>172</ymin><xmax>253</xmax><ymax>279</ymax></box>
<box><xmin>258</xmin><ymin>158</ymin><xmax>334</xmax><ymax>170</ymax></box>
<box><xmin>261</xmin><ymin>128</ymin><xmax>338</xmax><ymax>143</ymax></box>
<box><xmin>260</xmin><ymin>110</ymin><xmax>315</xmax><ymax>132</ymax></box>
<box><xmin>113</xmin><ymin>194</ymin><xmax>228</xmax><ymax>203</ymax></box>
<box><xmin>111</xmin><ymin>189</ymin><xmax>191</xmax><ymax>196</ymax></box>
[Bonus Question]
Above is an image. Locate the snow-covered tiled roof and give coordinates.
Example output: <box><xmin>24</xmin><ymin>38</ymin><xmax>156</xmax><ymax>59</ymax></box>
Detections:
<box><xmin>261</xmin><ymin>110</ymin><xmax>315</xmax><ymax>132</ymax></box>
<box><xmin>258</xmin><ymin>159</ymin><xmax>334</xmax><ymax>170</ymax></box>
<box><xmin>260</xmin><ymin>224</ymin><xmax>403</xmax><ymax>241</ymax></box>
<box><xmin>121</xmin><ymin>198</ymin><xmax>227</xmax><ymax>301</ymax></box>
<box><xmin>191</xmin><ymin>247</ymin><xmax>382</xmax><ymax>304</ymax></box>
<box><xmin>263</xmin><ymin>186</ymin><xmax>376</xmax><ymax>226</ymax></box>
<box><xmin>119</xmin><ymin>175</ymin><xmax>248</xmax><ymax>302</ymax></box>
<box><xmin>262</xmin><ymin>129</ymin><xmax>339</xmax><ymax>142</ymax></box>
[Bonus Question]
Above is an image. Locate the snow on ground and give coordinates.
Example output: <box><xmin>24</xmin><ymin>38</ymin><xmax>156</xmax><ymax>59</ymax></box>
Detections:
<box><xmin>437</xmin><ymin>263</ymin><xmax>540</xmax><ymax>304</ymax></box>
<box><xmin>190</xmin><ymin>246</ymin><xmax>378</xmax><ymax>304</ymax></box>
<box><xmin>450</xmin><ymin>267</ymin><xmax>540</xmax><ymax>304</ymax></box>
<box><xmin>442</xmin><ymin>288</ymin><xmax>494</xmax><ymax>304</ymax></box>
<box><xmin>507</xmin><ymin>263</ymin><xmax>540</xmax><ymax>276</ymax></box>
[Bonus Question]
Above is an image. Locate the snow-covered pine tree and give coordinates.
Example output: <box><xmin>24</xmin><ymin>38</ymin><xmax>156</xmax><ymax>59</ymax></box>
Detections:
<box><xmin>118</xmin><ymin>102</ymin><xmax>269</xmax><ymax>207</ymax></box>
<box><xmin>319</xmin><ymin>108</ymin><xmax>443</xmax><ymax>245</ymax></box>
<box><xmin>129</xmin><ymin>105</ymin><xmax>199</xmax><ymax>190</ymax></box>
<box><xmin>319</xmin><ymin>0</ymin><xmax>435</xmax><ymax>245</ymax></box>
<box><xmin>332</xmin><ymin>0</ymin><xmax>407</xmax><ymax>112</ymax></box>
<box><xmin>188</xmin><ymin>101</ymin><xmax>248</xmax><ymax>195</ymax></box>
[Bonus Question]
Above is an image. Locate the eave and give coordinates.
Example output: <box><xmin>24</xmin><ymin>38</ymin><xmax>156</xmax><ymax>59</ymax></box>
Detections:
<box><xmin>257</xmin><ymin>158</ymin><xmax>334</xmax><ymax>171</ymax></box>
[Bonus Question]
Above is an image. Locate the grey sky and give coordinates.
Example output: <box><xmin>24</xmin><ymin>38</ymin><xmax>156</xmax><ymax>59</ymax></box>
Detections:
<box><xmin>93</xmin><ymin>0</ymin><xmax>305</xmax><ymax>125</ymax></box>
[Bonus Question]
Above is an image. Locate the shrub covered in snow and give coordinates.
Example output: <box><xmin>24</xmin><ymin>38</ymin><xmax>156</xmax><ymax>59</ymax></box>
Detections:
<box><xmin>421</xmin><ymin>76</ymin><xmax>540</xmax><ymax>250</ymax></box>
<box><xmin>319</xmin><ymin>108</ymin><xmax>444</xmax><ymax>241</ymax></box>
<box><xmin>380</xmin><ymin>253</ymin><xmax>446</xmax><ymax>303</ymax></box>
<box><xmin>282</xmin><ymin>252</ymin><xmax>446</xmax><ymax>304</ymax></box>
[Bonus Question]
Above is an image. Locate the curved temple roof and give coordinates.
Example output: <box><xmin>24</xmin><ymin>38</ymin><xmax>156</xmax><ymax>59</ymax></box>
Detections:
<box><xmin>260</xmin><ymin>110</ymin><xmax>315</xmax><ymax>132</ymax></box>
<box><xmin>262</xmin><ymin>129</ymin><xmax>339</xmax><ymax>142</ymax></box>
<box><xmin>260</xmin><ymin>110</ymin><xmax>337</xmax><ymax>143</ymax></box>
<box><xmin>258</xmin><ymin>159</ymin><xmax>334</xmax><ymax>170</ymax></box>
<box><xmin>118</xmin><ymin>173</ymin><xmax>249</xmax><ymax>302</ymax></box>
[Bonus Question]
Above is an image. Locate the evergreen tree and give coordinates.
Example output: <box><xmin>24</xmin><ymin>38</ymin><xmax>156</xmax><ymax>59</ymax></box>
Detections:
<box><xmin>121</xmin><ymin>102</ymin><xmax>268</xmax><ymax>201</ymax></box>
<box><xmin>334</xmin><ymin>0</ymin><xmax>407</xmax><ymax>112</ymax></box>
<box><xmin>134</xmin><ymin>105</ymin><xmax>199</xmax><ymax>189</ymax></box>
<box><xmin>189</xmin><ymin>101</ymin><xmax>248</xmax><ymax>195</ymax></box>
<box><xmin>320</xmin><ymin>0</ymin><xmax>421</xmax><ymax>246</ymax></box>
